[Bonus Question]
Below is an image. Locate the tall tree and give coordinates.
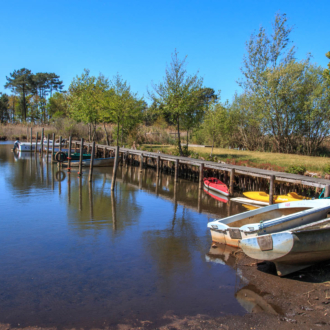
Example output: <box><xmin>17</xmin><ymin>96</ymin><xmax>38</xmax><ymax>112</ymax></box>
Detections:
<box><xmin>4</xmin><ymin>68</ymin><xmax>33</xmax><ymax>121</ymax></box>
<box><xmin>68</xmin><ymin>69</ymin><xmax>108</xmax><ymax>141</ymax></box>
<box><xmin>149</xmin><ymin>50</ymin><xmax>203</xmax><ymax>156</ymax></box>
<box><xmin>101</xmin><ymin>74</ymin><xmax>144</xmax><ymax>146</ymax></box>
<box><xmin>0</xmin><ymin>93</ymin><xmax>9</xmax><ymax>123</ymax></box>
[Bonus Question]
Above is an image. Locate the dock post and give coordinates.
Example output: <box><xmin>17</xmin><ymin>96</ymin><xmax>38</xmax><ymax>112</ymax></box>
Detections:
<box><xmin>35</xmin><ymin>132</ymin><xmax>38</xmax><ymax>154</ymax></box>
<box><xmin>59</xmin><ymin>136</ymin><xmax>62</xmax><ymax>152</ymax></box>
<box><xmin>68</xmin><ymin>136</ymin><xmax>72</xmax><ymax>172</ymax></box>
<box><xmin>111</xmin><ymin>146</ymin><xmax>119</xmax><ymax>191</ymax></box>
<box><xmin>230</xmin><ymin>169</ymin><xmax>235</xmax><ymax>196</ymax></box>
<box><xmin>139</xmin><ymin>154</ymin><xmax>143</xmax><ymax>172</ymax></box>
<box><xmin>175</xmin><ymin>159</ymin><xmax>179</xmax><ymax>182</ymax></box>
<box><xmin>51</xmin><ymin>133</ymin><xmax>55</xmax><ymax>163</ymax></box>
<box><xmin>30</xmin><ymin>127</ymin><xmax>32</xmax><ymax>151</ymax></box>
<box><xmin>41</xmin><ymin>128</ymin><xmax>44</xmax><ymax>156</ymax></box>
<box><xmin>89</xmin><ymin>141</ymin><xmax>95</xmax><ymax>182</ymax></box>
<box><xmin>46</xmin><ymin>134</ymin><xmax>50</xmax><ymax>159</ymax></box>
<box><xmin>103</xmin><ymin>147</ymin><xmax>106</xmax><ymax>158</ymax></box>
<box><xmin>199</xmin><ymin>163</ymin><xmax>204</xmax><ymax>189</ymax></box>
<box><xmin>78</xmin><ymin>138</ymin><xmax>84</xmax><ymax>176</ymax></box>
<box><xmin>156</xmin><ymin>156</ymin><xmax>160</xmax><ymax>177</ymax></box>
<box><xmin>325</xmin><ymin>185</ymin><xmax>330</xmax><ymax>198</ymax></box>
<box><xmin>269</xmin><ymin>175</ymin><xmax>275</xmax><ymax>205</ymax></box>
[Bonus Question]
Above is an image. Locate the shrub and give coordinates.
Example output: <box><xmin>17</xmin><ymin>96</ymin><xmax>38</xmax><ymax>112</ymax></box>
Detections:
<box><xmin>286</xmin><ymin>165</ymin><xmax>306</xmax><ymax>175</ymax></box>
<box><xmin>323</xmin><ymin>164</ymin><xmax>330</xmax><ymax>174</ymax></box>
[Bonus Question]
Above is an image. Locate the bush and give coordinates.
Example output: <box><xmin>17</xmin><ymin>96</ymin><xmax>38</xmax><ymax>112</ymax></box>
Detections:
<box><xmin>286</xmin><ymin>165</ymin><xmax>306</xmax><ymax>175</ymax></box>
<box><xmin>323</xmin><ymin>164</ymin><xmax>330</xmax><ymax>174</ymax></box>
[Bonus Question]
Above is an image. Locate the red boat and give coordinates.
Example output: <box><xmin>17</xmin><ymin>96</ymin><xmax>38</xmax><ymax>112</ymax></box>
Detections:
<box><xmin>203</xmin><ymin>177</ymin><xmax>229</xmax><ymax>196</ymax></box>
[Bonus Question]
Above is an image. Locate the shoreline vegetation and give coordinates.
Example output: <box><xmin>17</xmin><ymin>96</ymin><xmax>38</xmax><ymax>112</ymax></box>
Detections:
<box><xmin>2</xmin><ymin>122</ymin><xmax>330</xmax><ymax>177</ymax></box>
<box><xmin>1</xmin><ymin>13</ymin><xmax>330</xmax><ymax>172</ymax></box>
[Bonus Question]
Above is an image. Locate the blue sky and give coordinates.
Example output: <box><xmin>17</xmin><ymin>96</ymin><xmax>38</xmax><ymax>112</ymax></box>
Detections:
<box><xmin>0</xmin><ymin>0</ymin><xmax>329</xmax><ymax>104</ymax></box>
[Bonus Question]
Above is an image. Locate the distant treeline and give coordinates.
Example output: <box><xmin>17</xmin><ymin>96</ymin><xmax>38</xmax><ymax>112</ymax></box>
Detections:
<box><xmin>1</xmin><ymin>13</ymin><xmax>330</xmax><ymax>156</ymax></box>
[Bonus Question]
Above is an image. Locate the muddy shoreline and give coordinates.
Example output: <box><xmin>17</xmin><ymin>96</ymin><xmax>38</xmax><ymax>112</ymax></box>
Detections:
<box><xmin>1</xmin><ymin>252</ymin><xmax>330</xmax><ymax>330</ymax></box>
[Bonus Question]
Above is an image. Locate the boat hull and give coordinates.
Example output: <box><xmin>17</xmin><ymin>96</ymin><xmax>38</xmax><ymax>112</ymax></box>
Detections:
<box><xmin>240</xmin><ymin>219</ymin><xmax>330</xmax><ymax>276</ymax></box>
<box><xmin>63</xmin><ymin>157</ymin><xmax>115</xmax><ymax>167</ymax></box>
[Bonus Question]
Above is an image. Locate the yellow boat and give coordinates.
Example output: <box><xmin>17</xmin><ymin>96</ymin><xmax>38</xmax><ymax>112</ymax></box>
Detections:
<box><xmin>243</xmin><ymin>191</ymin><xmax>311</xmax><ymax>204</ymax></box>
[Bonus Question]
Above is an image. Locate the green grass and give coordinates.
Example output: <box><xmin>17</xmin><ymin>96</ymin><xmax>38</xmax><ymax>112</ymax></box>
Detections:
<box><xmin>141</xmin><ymin>144</ymin><xmax>330</xmax><ymax>175</ymax></box>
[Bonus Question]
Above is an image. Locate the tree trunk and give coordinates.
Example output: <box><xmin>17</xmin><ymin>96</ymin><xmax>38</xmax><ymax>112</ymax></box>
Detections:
<box><xmin>103</xmin><ymin>123</ymin><xmax>110</xmax><ymax>145</ymax></box>
<box><xmin>88</xmin><ymin>123</ymin><xmax>91</xmax><ymax>142</ymax></box>
<box><xmin>211</xmin><ymin>135</ymin><xmax>214</xmax><ymax>156</ymax></box>
<box><xmin>116</xmin><ymin>121</ymin><xmax>119</xmax><ymax>146</ymax></box>
<box><xmin>186</xmin><ymin>129</ymin><xmax>189</xmax><ymax>147</ymax></box>
<box><xmin>177</xmin><ymin>115</ymin><xmax>183</xmax><ymax>156</ymax></box>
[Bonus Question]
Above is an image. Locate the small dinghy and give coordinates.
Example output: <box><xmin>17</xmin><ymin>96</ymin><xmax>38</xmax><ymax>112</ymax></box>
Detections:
<box><xmin>203</xmin><ymin>177</ymin><xmax>229</xmax><ymax>196</ymax></box>
<box><xmin>63</xmin><ymin>157</ymin><xmax>115</xmax><ymax>167</ymax></box>
<box><xmin>240</xmin><ymin>217</ymin><xmax>330</xmax><ymax>276</ymax></box>
<box><xmin>207</xmin><ymin>199</ymin><xmax>330</xmax><ymax>247</ymax></box>
<box><xmin>243</xmin><ymin>191</ymin><xmax>311</xmax><ymax>204</ymax></box>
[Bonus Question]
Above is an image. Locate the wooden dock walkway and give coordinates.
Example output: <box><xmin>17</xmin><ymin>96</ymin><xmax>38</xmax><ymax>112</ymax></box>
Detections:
<box><xmin>71</xmin><ymin>141</ymin><xmax>330</xmax><ymax>201</ymax></box>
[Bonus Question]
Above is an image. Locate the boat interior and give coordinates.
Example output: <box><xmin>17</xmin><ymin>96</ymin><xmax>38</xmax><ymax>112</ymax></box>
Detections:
<box><xmin>222</xmin><ymin>207</ymin><xmax>311</xmax><ymax>228</ymax></box>
<box><xmin>292</xmin><ymin>217</ymin><xmax>330</xmax><ymax>232</ymax></box>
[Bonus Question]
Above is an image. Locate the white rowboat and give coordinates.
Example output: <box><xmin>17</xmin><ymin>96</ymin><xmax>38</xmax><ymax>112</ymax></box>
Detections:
<box><xmin>207</xmin><ymin>199</ymin><xmax>330</xmax><ymax>247</ymax></box>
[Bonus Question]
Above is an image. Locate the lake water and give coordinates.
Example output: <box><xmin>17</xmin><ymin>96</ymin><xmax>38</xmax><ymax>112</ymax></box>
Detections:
<box><xmin>0</xmin><ymin>143</ymin><xmax>249</xmax><ymax>328</ymax></box>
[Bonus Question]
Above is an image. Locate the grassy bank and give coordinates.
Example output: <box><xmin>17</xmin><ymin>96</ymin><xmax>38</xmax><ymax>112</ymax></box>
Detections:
<box><xmin>142</xmin><ymin>145</ymin><xmax>330</xmax><ymax>176</ymax></box>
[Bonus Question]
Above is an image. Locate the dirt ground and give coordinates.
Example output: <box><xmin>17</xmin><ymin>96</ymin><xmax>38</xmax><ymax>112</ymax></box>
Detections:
<box><xmin>1</xmin><ymin>252</ymin><xmax>330</xmax><ymax>330</ymax></box>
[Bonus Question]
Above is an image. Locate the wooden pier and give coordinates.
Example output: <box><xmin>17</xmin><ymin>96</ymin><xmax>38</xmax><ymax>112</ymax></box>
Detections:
<box><xmin>71</xmin><ymin>140</ymin><xmax>330</xmax><ymax>203</ymax></box>
<box><xmin>25</xmin><ymin>131</ymin><xmax>330</xmax><ymax>205</ymax></box>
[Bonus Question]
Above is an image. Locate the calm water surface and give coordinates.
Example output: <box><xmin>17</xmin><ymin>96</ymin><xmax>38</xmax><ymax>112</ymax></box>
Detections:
<box><xmin>0</xmin><ymin>143</ymin><xmax>250</xmax><ymax>328</ymax></box>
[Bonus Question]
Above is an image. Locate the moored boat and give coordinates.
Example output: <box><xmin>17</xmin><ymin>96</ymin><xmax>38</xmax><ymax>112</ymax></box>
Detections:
<box><xmin>240</xmin><ymin>218</ymin><xmax>330</xmax><ymax>276</ymax></box>
<box><xmin>243</xmin><ymin>191</ymin><xmax>311</xmax><ymax>204</ymax></box>
<box><xmin>63</xmin><ymin>157</ymin><xmax>115</xmax><ymax>167</ymax></box>
<box><xmin>203</xmin><ymin>177</ymin><xmax>229</xmax><ymax>196</ymax></box>
<box><xmin>207</xmin><ymin>199</ymin><xmax>330</xmax><ymax>247</ymax></box>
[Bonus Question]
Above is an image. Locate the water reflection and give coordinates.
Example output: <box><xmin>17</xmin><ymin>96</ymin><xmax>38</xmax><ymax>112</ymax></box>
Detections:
<box><xmin>0</xmin><ymin>144</ymin><xmax>250</xmax><ymax>329</ymax></box>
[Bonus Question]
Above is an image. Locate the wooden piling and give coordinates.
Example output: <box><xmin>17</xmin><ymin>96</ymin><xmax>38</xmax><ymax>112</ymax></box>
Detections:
<box><xmin>51</xmin><ymin>133</ymin><xmax>55</xmax><ymax>163</ymax></box>
<box><xmin>229</xmin><ymin>169</ymin><xmax>235</xmax><ymax>196</ymax></box>
<box><xmin>174</xmin><ymin>159</ymin><xmax>179</xmax><ymax>182</ymax></box>
<box><xmin>59</xmin><ymin>136</ymin><xmax>62</xmax><ymax>152</ymax></box>
<box><xmin>269</xmin><ymin>175</ymin><xmax>275</xmax><ymax>205</ymax></box>
<box><xmin>111</xmin><ymin>146</ymin><xmax>119</xmax><ymax>191</ymax></box>
<box><xmin>89</xmin><ymin>141</ymin><xmax>95</xmax><ymax>182</ymax></box>
<box><xmin>139</xmin><ymin>154</ymin><xmax>143</xmax><ymax>172</ymax></box>
<box><xmin>46</xmin><ymin>133</ymin><xmax>50</xmax><ymax>159</ymax></box>
<box><xmin>78</xmin><ymin>138</ymin><xmax>84</xmax><ymax>176</ymax></box>
<box><xmin>41</xmin><ymin>128</ymin><xmax>44</xmax><ymax>156</ymax></box>
<box><xmin>35</xmin><ymin>132</ymin><xmax>38</xmax><ymax>153</ymax></box>
<box><xmin>325</xmin><ymin>185</ymin><xmax>330</xmax><ymax>198</ymax></box>
<box><xmin>199</xmin><ymin>163</ymin><xmax>204</xmax><ymax>189</ymax></box>
<box><xmin>30</xmin><ymin>127</ymin><xmax>32</xmax><ymax>151</ymax></box>
<box><xmin>67</xmin><ymin>136</ymin><xmax>72</xmax><ymax>172</ymax></box>
<box><xmin>103</xmin><ymin>147</ymin><xmax>106</xmax><ymax>158</ymax></box>
<box><xmin>156</xmin><ymin>156</ymin><xmax>160</xmax><ymax>177</ymax></box>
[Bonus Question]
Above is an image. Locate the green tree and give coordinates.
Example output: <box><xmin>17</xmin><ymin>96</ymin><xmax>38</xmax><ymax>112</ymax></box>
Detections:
<box><xmin>101</xmin><ymin>74</ymin><xmax>144</xmax><ymax>146</ymax></box>
<box><xmin>47</xmin><ymin>92</ymin><xmax>68</xmax><ymax>119</ymax></box>
<box><xmin>5</xmin><ymin>68</ymin><xmax>34</xmax><ymax>121</ymax></box>
<box><xmin>149</xmin><ymin>50</ymin><xmax>203</xmax><ymax>156</ymax></box>
<box><xmin>68</xmin><ymin>69</ymin><xmax>108</xmax><ymax>141</ymax></box>
<box><xmin>0</xmin><ymin>93</ymin><xmax>9</xmax><ymax>123</ymax></box>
